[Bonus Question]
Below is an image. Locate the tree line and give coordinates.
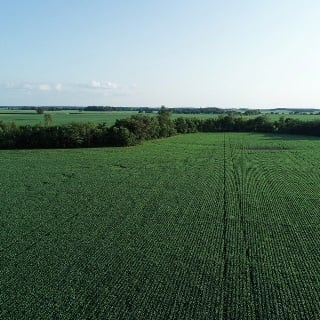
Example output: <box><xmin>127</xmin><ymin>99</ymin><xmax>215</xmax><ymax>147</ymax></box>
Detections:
<box><xmin>0</xmin><ymin>107</ymin><xmax>320</xmax><ymax>149</ymax></box>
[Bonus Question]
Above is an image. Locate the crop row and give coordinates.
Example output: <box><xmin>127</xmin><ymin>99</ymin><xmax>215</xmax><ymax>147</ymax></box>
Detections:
<box><xmin>225</xmin><ymin>133</ymin><xmax>320</xmax><ymax>318</ymax></box>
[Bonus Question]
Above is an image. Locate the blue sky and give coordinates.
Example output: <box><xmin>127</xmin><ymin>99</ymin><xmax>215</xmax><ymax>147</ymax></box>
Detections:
<box><xmin>1</xmin><ymin>0</ymin><xmax>320</xmax><ymax>108</ymax></box>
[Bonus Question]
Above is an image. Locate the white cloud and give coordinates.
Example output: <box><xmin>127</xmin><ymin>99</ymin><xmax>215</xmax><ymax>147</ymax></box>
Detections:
<box><xmin>91</xmin><ymin>80</ymin><xmax>118</xmax><ymax>90</ymax></box>
<box><xmin>55</xmin><ymin>83</ymin><xmax>62</xmax><ymax>91</ymax></box>
<box><xmin>38</xmin><ymin>84</ymin><xmax>51</xmax><ymax>91</ymax></box>
<box><xmin>2</xmin><ymin>80</ymin><xmax>137</xmax><ymax>100</ymax></box>
<box><xmin>3</xmin><ymin>82</ymin><xmax>53</xmax><ymax>92</ymax></box>
<box><xmin>23</xmin><ymin>83</ymin><xmax>35</xmax><ymax>90</ymax></box>
<box><xmin>91</xmin><ymin>80</ymin><xmax>101</xmax><ymax>88</ymax></box>
<box><xmin>5</xmin><ymin>82</ymin><xmax>17</xmax><ymax>89</ymax></box>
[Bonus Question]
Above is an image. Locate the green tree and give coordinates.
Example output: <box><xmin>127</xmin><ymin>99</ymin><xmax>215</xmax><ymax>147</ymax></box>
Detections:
<box><xmin>158</xmin><ymin>105</ymin><xmax>176</xmax><ymax>137</ymax></box>
<box><xmin>44</xmin><ymin>114</ymin><xmax>53</xmax><ymax>127</ymax></box>
<box><xmin>36</xmin><ymin>107</ymin><xmax>44</xmax><ymax>114</ymax></box>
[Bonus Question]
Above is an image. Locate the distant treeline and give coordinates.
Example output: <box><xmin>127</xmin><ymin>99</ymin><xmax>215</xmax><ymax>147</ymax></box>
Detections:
<box><xmin>3</xmin><ymin>105</ymin><xmax>258</xmax><ymax>114</ymax></box>
<box><xmin>85</xmin><ymin>106</ymin><xmax>264</xmax><ymax>115</ymax></box>
<box><xmin>84</xmin><ymin>106</ymin><xmax>229</xmax><ymax>114</ymax></box>
<box><xmin>3</xmin><ymin>106</ymin><xmax>83</xmax><ymax>111</ymax></box>
<box><xmin>3</xmin><ymin>105</ymin><xmax>320</xmax><ymax>114</ymax></box>
<box><xmin>1</xmin><ymin>107</ymin><xmax>320</xmax><ymax>149</ymax></box>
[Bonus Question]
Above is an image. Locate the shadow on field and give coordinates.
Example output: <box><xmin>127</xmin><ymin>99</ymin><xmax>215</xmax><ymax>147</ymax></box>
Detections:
<box><xmin>256</xmin><ymin>132</ymin><xmax>320</xmax><ymax>141</ymax></box>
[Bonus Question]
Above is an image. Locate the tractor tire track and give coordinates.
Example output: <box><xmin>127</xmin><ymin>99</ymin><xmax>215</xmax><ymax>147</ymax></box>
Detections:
<box><xmin>222</xmin><ymin>133</ymin><xmax>229</xmax><ymax>319</ymax></box>
<box><xmin>228</xmin><ymin>135</ymin><xmax>259</xmax><ymax>320</ymax></box>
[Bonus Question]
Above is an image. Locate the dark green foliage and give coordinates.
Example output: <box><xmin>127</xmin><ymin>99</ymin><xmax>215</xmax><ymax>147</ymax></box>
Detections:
<box><xmin>158</xmin><ymin>106</ymin><xmax>176</xmax><ymax>137</ymax></box>
<box><xmin>1</xmin><ymin>110</ymin><xmax>320</xmax><ymax>149</ymax></box>
<box><xmin>114</xmin><ymin>115</ymin><xmax>160</xmax><ymax>141</ymax></box>
<box><xmin>108</xmin><ymin>126</ymin><xmax>138</xmax><ymax>146</ymax></box>
<box><xmin>0</xmin><ymin>107</ymin><xmax>176</xmax><ymax>149</ymax></box>
<box><xmin>277</xmin><ymin>117</ymin><xmax>320</xmax><ymax>136</ymax></box>
<box><xmin>36</xmin><ymin>107</ymin><xmax>44</xmax><ymax>114</ymax></box>
<box><xmin>0</xmin><ymin>122</ymin><xmax>106</xmax><ymax>149</ymax></box>
<box><xmin>245</xmin><ymin>116</ymin><xmax>275</xmax><ymax>132</ymax></box>
<box><xmin>243</xmin><ymin>109</ymin><xmax>261</xmax><ymax>115</ymax></box>
<box><xmin>44</xmin><ymin>113</ymin><xmax>53</xmax><ymax>127</ymax></box>
<box><xmin>174</xmin><ymin>117</ymin><xmax>200</xmax><ymax>133</ymax></box>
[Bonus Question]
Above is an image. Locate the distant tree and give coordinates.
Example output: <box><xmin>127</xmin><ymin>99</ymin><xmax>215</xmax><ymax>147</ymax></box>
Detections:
<box><xmin>244</xmin><ymin>109</ymin><xmax>261</xmax><ymax>116</ymax></box>
<box><xmin>158</xmin><ymin>106</ymin><xmax>176</xmax><ymax>137</ymax></box>
<box><xmin>36</xmin><ymin>107</ymin><xmax>44</xmax><ymax>114</ymax></box>
<box><xmin>44</xmin><ymin>114</ymin><xmax>53</xmax><ymax>127</ymax></box>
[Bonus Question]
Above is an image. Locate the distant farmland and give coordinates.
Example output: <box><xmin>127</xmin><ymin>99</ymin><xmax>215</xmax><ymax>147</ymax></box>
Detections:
<box><xmin>1</xmin><ymin>133</ymin><xmax>320</xmax><ymax>319</ymax></box>
<box><xmin>1</xmin><ymin>108</ymin><xmax>320</xmax><ymax>126</ymax></box>
<box><xmin>0</xmin><ymin>110</ymin><xmax>139</xmax><ymax>126</ymax></box>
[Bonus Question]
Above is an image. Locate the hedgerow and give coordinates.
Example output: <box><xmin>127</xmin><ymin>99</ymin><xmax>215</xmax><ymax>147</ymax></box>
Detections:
<box><xmin>0</xmin><ymin>108</ymin><xmax>320</xmax><ymax>149</ymax></box>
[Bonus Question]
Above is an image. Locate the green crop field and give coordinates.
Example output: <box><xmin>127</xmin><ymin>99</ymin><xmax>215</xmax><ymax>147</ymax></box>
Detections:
<box><xmin>0</xmin><ymin>110</ymin><xmax>139</xmax><ymax>126</ymax></box>
<box><xmin>1</xmin><ymin>133</ymin><xmax>320</xmax><ymax>319</ymax></box>
<box><xmin>0</xmin><ymin>110</ymin><xmax>221</xmax><ymax>126</ymax></box>
<box><xmin>1</xmin><ymin>109</ymin><xmax>320</xmax><ymax>127</ymax></box>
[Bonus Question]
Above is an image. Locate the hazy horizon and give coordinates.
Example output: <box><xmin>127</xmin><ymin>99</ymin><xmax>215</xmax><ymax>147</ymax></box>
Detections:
<box><xmin>1</xmin><ymin>1</ymin><xmax>320</xmax><ymax>108</ymax></box>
